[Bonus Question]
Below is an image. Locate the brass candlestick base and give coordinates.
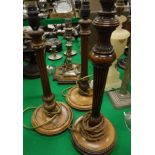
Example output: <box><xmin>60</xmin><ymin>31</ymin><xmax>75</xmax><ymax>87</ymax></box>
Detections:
<box><xmin>48</xmin><ymin>45</ymin><xmax>62</xmax><ymax>61</ymax></box>
<box><xmin>53</xmin><ymin>64</ymin><xmax>81</xmax><ymax>84</ymax></box>
<box><xmin>32</xmin><ymin>102</ymin><xmax>72</xmax><ymax>135</ymax></box>
<box><xmin>66</xmin><ymin>86</ymin><xmax>92</xmax><ymax>110</ymax></box>
<box><xmin>71</xmin><ymin>114</ymin><xmax>116</xmax><ymax>155</ymax></box>
<box><xmin>64</xmin><ymin>50</ymin><xmax>77</xmax><ymax>56</ymax></box>
<box><xmin>48</xmin><ymin>54</ymin><xmax>62</xmax><ymax>61</ymax></box>
<box><xmin>108</xmin><ymin>90</ymin><xmax>131</xmax><ymax>108</ymax></box>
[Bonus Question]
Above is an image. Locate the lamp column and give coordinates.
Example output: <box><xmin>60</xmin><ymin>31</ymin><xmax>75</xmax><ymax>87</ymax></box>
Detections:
<box><xmin>71</xmin><ymin>0</ymin><xmax>119</xmax><ymax>154</ymax></box>
<box><xmin>66</xmin><ymin>0</ymin><xmax>93</xmax><ymax>110</ymax></box>
<box><xmin>27</xmin><ymin>5</ymin><xmax>72</xmax><ymax>135</ymax></box>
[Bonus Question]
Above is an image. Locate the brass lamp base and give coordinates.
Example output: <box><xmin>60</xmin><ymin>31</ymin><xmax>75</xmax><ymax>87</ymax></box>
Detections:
<box><xmin>53</xmin><ymin>64</ymin><xmax>81</xmax><ymax>84</ymax></box>
<box><xmin>108</xmin><ymin>90</ymin><xmax>131</xmax><ymax>108</ymax></box>
<box><xmin>71</xmin><ymin>116</ymin><xmax>116</xmax><ymax>155</ymax></box>
<box><xmin>66</xmin><ymin>86</ymin><xmax>92</xmax><ymax>110</ymax></box>
<box><xmin>31</xmin><ymin>102</ymin><xmax>72</xmax><ymax>135</ymax></box>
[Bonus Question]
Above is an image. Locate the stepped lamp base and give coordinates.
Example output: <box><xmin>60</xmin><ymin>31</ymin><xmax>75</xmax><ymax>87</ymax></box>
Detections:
<box><xmin>23</xmin><ymin>64</ymin><xmax>40</xmax><ymax>79</ymax></box>
<box><xmin>71</xmin><ymin>116</ymin><xmax>116</xmax><ymax>155</ymax></box>
<box><xmin>108</xmin><ymin>90</ymin><xmax>131</xmax><ymax>109</ymax></box>
<box><xmin>64</xmin><ymin>50</ymin><xmax>77</xmax><ymax>56</ymax></box>
<box><xmin>48</xmin><ymin>54</ymin><xmax>62</xmax><ymax>61</ymax></box>
<box><xmin>117</xmin><ymin>57</ymin><xmax>127</xmax><ymax>70</ymax></box>
<box><xmin>32</xmin><ymin>102</ymin><xmax>72</xmax><ymax>135</ymax></box>
<box><xmin>66</xmin><ymin>86</ymin><xmax>93</xmax><ymax>110</ymax></box>
<box><xmin>53</xmin><ymin>64</ymin><xmax>81</xmax><ymax>84</ymax></box>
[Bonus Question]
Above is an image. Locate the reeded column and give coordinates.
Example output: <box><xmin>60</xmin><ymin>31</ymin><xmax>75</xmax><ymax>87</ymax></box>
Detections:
<box><xmin>28</xmin><ymin>5</ymin><xmax>56</xmax><ymax>112</ymax></box>
<box><xmin>27</xmin><ymin>5</ymin><xmax>72</xmax><ymax>136</ymax></box>
<box><xmin>89</xmin><ymin>0</ymin><xmax>119</xmax><ymax>126</ymax></box>
<box><xmin>66</xmin><ymin>0</ymin><xmax>93</xmax><ymax>111</ymax></box>
<box><xmin>78</xmin><ymin>0</ymin><xmax>92</xmax><ymax>92</ymax></box>
<box><xmin>71</xmin><ymin>1</ymin><xmax>119</xmax><ymax>154</ymax></box>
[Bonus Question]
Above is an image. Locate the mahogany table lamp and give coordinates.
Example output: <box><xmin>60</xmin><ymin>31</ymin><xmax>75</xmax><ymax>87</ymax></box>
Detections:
<box><xmin>27</xmin><ymin>5</ymin><xmax>72</xmax><ymax>135</ymax></box>
<box><xmin>71</xmin><ymin>0</ymin><xmax>119</xmax><ymax>154</ymax></box>
<box><xmin>66</xmin><ymin>0</ymin><xmax>93</xmax><ymax>110</ymax></box>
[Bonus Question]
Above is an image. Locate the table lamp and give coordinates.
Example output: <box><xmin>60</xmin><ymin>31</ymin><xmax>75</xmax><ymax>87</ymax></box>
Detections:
<box><xmin>71</xmin><ymin>0</ymin><xmax>119</xmax><ymax>154</ymax></box>
<box><xmin>108</xmin><ymin>39</ymin><xmax>131</xmax><ymax>108</ymax></box>
<box><xmin>105</xmin><ymin>14</ymin><xmax>130</xmax><ymax>91</ymax></box>
<box><xmin>27</xmin><ymin>5</ymin><xmax>72</xmax><ymax>135</ymax></box>
<box><xmin>66</xmin><ymin>0</ymin><xmax>93</xmax><ymax>110</ymax></box>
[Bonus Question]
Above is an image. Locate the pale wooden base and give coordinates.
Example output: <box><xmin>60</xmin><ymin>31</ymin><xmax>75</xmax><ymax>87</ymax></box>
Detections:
<box><xmin>71</xmin><ymin>116</ymin><xmax>116</xmax><ymax>155</ymax></box>
<box><xmin>66</xmin><ymin>86</ymin><xmax>93</xmax><ymax>111</ymax></box>
<box><xmin>31</xmin><ymin>102</ymin><xmax>72</xmax><ymax>135</ymax></box>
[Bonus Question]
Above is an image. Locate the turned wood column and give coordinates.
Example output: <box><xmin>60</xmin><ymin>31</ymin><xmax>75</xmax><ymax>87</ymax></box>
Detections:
<box><xmin>78</xmin><ymin>0</ymin><xmax>92</xmax><ymax>92</ymax></box>
<box><xmin>79</xmin><ymin>20</ymin><xmax>91</xmax><ymax>78</ymax></box>
<box><xmin>71</xmin><ymin>1</ymin><xmax>119</xmax><ymax>153</ymax></box>
<box><xmin>31</xmin><ymin>31</ymin><xmax>51</xmax><ymax>97</ymax></box>
<box><xmin>89</xmin><ymin>0</ymin><xmax>119</xmax><ymax>126</ymax></box>
<box><xmin>26</xmin><ymin>5</ymin><xmax>72</xmax><ymax>136</ymax></box>
<box><xmin>28</xmin><ymin>5</ymin><xmax>56</xmax><ymax>113</ymax></box>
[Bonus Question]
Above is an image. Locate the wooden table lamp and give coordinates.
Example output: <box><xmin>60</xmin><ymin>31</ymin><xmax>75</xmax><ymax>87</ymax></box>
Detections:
<box><xmin>27</xmin><ymin>5</ymin><xmax>72</xmax><ymax>135</ymax></box>
<box><xmin>66</xmin><ymin>0</ymin><xmax>93</xmax><ymax>110</ymax></box>
<box><xmin>71</xmin><ymin>0</ymin><xmax>119</xmax><ymax>154</ymax></box>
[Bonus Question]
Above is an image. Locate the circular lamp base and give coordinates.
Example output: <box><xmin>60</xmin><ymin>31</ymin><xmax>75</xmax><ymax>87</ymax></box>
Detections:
<box><xmin>23</xmin><ymin>64</ymin><xmax>40</xmax><ymax>79</ymax></box>
<box><xmin>66</xmin><ymin>86</ymin><xmax>92</xmax><ymax>110</ymax></box>
<box><xmin>64</xmin><ymin>50</ymin><xmax>77</xmax><ymax>56</ymax></box>
<box><xmin>31</xmin><ymin>102</ymin><xmax>72</xmax><ymax>135</ymax></box>
<box><xmin>71</xmin><ymin>116</ymin><xmax>116</xmax><ymax>155</ymax></box>
<box><xmin>48</xmin><ymin>54</ymin><xmax>62</xmax><ymax>61</ymax></box>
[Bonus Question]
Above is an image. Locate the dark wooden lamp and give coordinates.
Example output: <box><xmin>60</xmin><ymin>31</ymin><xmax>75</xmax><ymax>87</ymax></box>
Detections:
<box><xmin>27</xmin><ymin>5</ymin><xmax>72</xmax><ymax>135</ymax></box>
<box><xmin>71</xmin><ymin>0</ymin><xmax>119</xmax><ymax>154</ymax></box>
<box><xmin>66</xmin><ymin>0</ymin><xmax>93</xmax><ymax>110</ymax></box>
